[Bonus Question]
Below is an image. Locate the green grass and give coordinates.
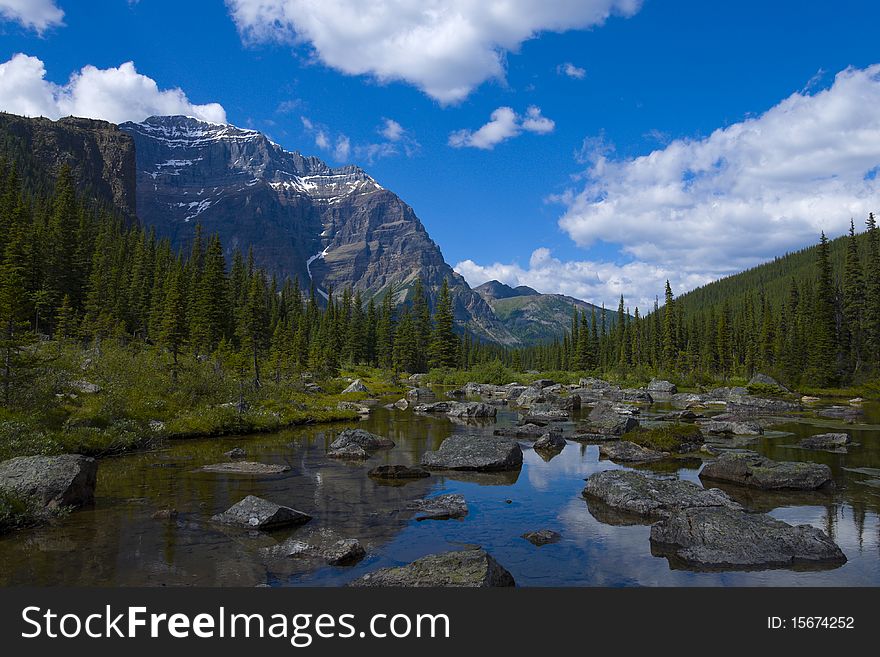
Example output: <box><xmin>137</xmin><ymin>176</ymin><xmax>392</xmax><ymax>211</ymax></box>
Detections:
<box><xmin>623</xmin><ymin>423</ymin><xmax>704</xmax><ymax>452</ymax></box>
<box><xmin>0</xmin><ymin>342</ymin><xmax>406</xmax><ymax>459</ymax></box>
<box><xmin>0</xmin><ymin>490</ymin><xmax>48</xmax><ymax>534</ymax></box>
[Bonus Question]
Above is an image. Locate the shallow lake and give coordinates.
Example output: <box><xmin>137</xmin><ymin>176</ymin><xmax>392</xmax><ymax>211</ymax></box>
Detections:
<box><xmin>1</xmin><ymin>393</ymin><xmax>879</xmax><ymax>586</ymax></box>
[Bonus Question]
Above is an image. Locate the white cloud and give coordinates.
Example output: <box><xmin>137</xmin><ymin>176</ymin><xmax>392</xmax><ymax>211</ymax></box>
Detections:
<box><xmin>449</xmin><ymin>105</ymin><xmax>555</xmax><ymax>149</ymax></box>
<box><xmin>300</xmin><ymin>115</ymin><xmax>419</xmax><ymax>163</ymax></box>
<box><xmin>460</xmin><ymin>65</ymin><xmax>880</xmax><ymax>306</ymax></box>
<box><xmin>0</xmin><ymin>0</ymin><xmax>64</xmax><ymax>33</ymax></box>
<box><xmin>521</xmin><ymin>105</ymin><xmax>555</xmax><ymax>134</ymax></box>
<box><xmin>455</xmin><ymin>248</ymin><xmax>705</xmax><ymax>310</ymax></box>
<box><xmin>226</xmin><ymin>0</ymin><xmax>642</xmax><ymax>103</ymax></box>
<box><xmin>542</xmin><ymin>64</ymin><xmax>880</xmax><ymax>301</ymax></box>
<box><xmin>558</xmin><ymin>62</ymin><xmax>586</xmax><ymax>79</ymax></box>
<box><xmin>380</xmin><ymin>118</ymin><xmax>404</xmax><ymax>141</ymax></box>
<box><xmin>0</xmin><ymin>54</ymin><xmax>227</xmax><ymax>124</ymax></box>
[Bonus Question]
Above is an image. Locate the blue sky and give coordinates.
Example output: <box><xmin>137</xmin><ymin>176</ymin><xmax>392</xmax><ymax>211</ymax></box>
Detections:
<box><xmin>2</xmin><ymin>0</ymin><xmax>880</xmax><ymax>308</ymax></box>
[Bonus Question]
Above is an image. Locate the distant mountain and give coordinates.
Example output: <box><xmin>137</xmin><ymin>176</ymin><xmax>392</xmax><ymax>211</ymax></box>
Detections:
<box><xmin>475</xmin><ymin>280</ymin><xmax>616</xmax><ymax>345</ymax></box>
<box><xmin>118</xmin><ymin>116</ymin><xmax>516</xmax><ymax>344</ymax></box>
<box><xmin>0</xmin><ymin>112</ymin><xmax>619</xmax><ymax>347</ymax></box>
<box><xmin>0</xmin><ymin>112</ymin><xmax>136</xmax><ymax>218</ymax></box>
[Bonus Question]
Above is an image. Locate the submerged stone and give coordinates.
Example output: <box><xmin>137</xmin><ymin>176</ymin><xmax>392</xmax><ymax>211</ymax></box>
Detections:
<box><xmin>349</xmin><ymin>548</ymin><xmax>515</xmax><ymax>587</ymax></box>
<box><xmin>212</xmin><ymin>495</ymin><xmax>311</xmax><ymax>530</ymax></box>
<box><xmin>699</xmin><ymin>452</ymin><xmax>833</xmax><ymax>490</ymax></box>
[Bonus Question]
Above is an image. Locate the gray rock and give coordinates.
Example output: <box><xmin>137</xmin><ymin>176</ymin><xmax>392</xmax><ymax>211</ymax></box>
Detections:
<box><xmin>414</xmin><ymin>401</ymin><xmax>453</xmax><ymax>413</ymax></box>
<box><xmin>446</xmin><ymin>401</ymin><xmax>497</xmax><ymax>418</ymax></box>
<box><xmin>327</xmin><ymin>445</ymin><xmax>370</xmax><ymax>460</ymax></box>
<box><xmin>393</xmin><ymin>398</ymin><xmax>409</xmax><ymax>410</ymax></box>
<box><xmin>578</xmin><ymin>377</ymin><xmax>611</xmax><ymax>389</ymax></box>
<box><xmin>611</xmin><ymin>389</ymin><xmax>654</xmax><ymax>403</ymax></box>
<box><xmin>700</xmin><ymin>452</ymin><xmax>833</xmax><ymax>490</ymax></box>
<box><xmin>341</xmin><ymin>379</ymin><xmax>369</xmax><ymax>394</ymax></box>
<box><xmin>514</xmin><ymin>387</ymin><xmax>546</xmax><ymax>407</ymax></box>
<box><xmin>748</xmin><ymin>373</ymin><xmax>789</xmax><ymax>391</ymax></box>
<box><xmin>670</xmin><ymin>392</ymin><xmax>708</xmax><ymax>408</ymax></box>
<box><xmin>337</xmin><ymin>401</ymin><xmax>371</xmax><ymax>415</ymax></box>
<box><xmin>650</xmin><ymin>507</ymin><xmax>846</xmax><ymax>570</ymax></box>
<box><xmin>410</xmin><ymin>493</ymin><xmax>468</xmax><ymax>520</ymax></box>
<box><xmin>522</xmin><ymin>529</ymin><xmax>561</xmax><ymax>546</ymax></box>
<box><xmin>656</xmin><ymin>410</ymin><xmax>704</xmax><ymax>421</ymax></box>
<box><xmin>799</xmin><ymin>433</ymin><xmax>851</xmax><ymax>450</ymax></box>
<box><xmin>329</xmin><ymin>428</ymin><xmax>395</xmax><ymax>451</ymax></box>
<box><xmin>198</xmin><ymin>462</ymin><xmax>290</xmax><ymax>475</ymax></box>
<box><xmin>727</xmin><ymin>396</ymin><xmax>800</xmax><ymax>416</ymax></box>
<box><xmin>534</xmin><ymin>432</ymin><xmax>567</xmax><ymax>452</ymax></box>
<box><xmin>349</xmin><ymin>549</ymin><xmax>515</xmax><ymax>587</ymax></box>
<box><xmin>212</xmin><ymin>495</ymin><xmax>311</xmax><ymax>530</ymax></box>
<box><xmin>368</xmin><ymin>464</ymin><xmax>430</xmax><ymax>479</ymax></box>
<box><xmin>700</xmin><ymin>420</ymin><xmax>763</xmax><ymax>436</ymax></box>
<box><xmin>647</xmin><ymin>379</ymin><xmax>678</xmax><ymax>394</ymax></box>
<box><xmin>406</xmin><ymin>387</ymin><xmax>434</xmax><ymax>400</ymax></box>
<box><xmin>817</xmin><ymin>405</ymin><xmax>864</xmax><ymax>421</ymax></box>
<box><xmin>223</xmin><ymin>447</ymin><xmax>247</xmax><ymax>459</ymax></box>
<box><xmin>421</xmin><ymin>435</ymin><xmax>523</xmax><ymax>472</ymax></box>
<box><xmin>494</xmin><ymin>423</ymin><xmax>547</xmax><ymax>438</ymax></box>
<box><xmin>0</xmin><ymin>454</ymin><xmax>97</xmax><ymax>509</ymax></box>
<box><xmin>582</xmin><ymin>469</ymin><xmax>742</xmax><ymax>519</ymax></box>
<box><xmin>587</xmin><ymin>401</ymin><xmax>640</xmax><ymax>435</ymax></box>
<box><xmin>324</xmin><ymin>539</ymin><xmax>367</xmax><ymax>566</ymax></box>
<box><xmin>70</xmin><ymin>380</ymin><xmax>101</xmax><ymax>394</ymax></box>
<box><xmin>599</xmin><ymin>441</ymin><xmax>667</xmax><ymax>463</ymax></box>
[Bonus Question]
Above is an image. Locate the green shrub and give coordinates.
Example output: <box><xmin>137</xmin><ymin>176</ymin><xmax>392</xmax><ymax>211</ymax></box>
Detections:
<box><xmin>623</xmin><ymin>423</ymin><xmax>703</xmax><ymax>452</ymax></box>
<box><xmin>0</xmin><ymin>490</ymin><xmax>46</xmax><ymax>534</ymax></box>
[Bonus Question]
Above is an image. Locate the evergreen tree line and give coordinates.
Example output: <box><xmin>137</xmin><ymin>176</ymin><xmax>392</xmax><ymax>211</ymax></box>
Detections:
<box><xmin>0</xmin><ymin>160</ymin><xmax>522</xmax><ymax>402</ymax></box>
<box><xmin>530</xmin><ymin>219</ymin><xmax>880</xmax><ymax>387</ymax></box>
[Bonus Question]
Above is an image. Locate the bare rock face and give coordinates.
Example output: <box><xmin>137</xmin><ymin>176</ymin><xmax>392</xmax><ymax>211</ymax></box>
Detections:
<box><xmin>0</xmin><ymin>454</ymin><xmax>97</xmax><ymax>509</ymax></box>
<box><xmin>211</xmin><ymin>495</ymin><xmax>311</xmax><ymax>530</ymax></box>
<box><xmin>650</xmin><ymin>507</ymin><xmax>846</xmax><ymax>570</ymax></box>
<box><xmin>349</xmin><ymin>549</ymin><xmax>516</xmax><ymax>587</ymax></box>
<box><xmin>421</xmin><ymin>435</ymin><xmax>523</xmax><ymax>472</ymax></box>
<box><xmin>118</xmin><ymin>115</ymin><xmax>515</xmax><ymax>345</ymax></box>
<box><xmin>0</xmin><ymin>114</ymin><xmax>136</xmax><ymax>218</ymax></box>
<box><xmin>583</xmin><ymin>470</ymin><xmax>741</xmax><ymax>519</ymax></box>
<box><xmin>699</xmin><ymin>452</ymin><xmax>833</xmax><ymax>490</ymax></box>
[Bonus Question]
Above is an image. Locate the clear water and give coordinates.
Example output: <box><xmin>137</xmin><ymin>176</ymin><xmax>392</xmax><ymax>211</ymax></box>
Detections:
<box><xmin>1</xmin><ymin>395</ymin><xmax>878</xmax><ymax>587</ymax></box>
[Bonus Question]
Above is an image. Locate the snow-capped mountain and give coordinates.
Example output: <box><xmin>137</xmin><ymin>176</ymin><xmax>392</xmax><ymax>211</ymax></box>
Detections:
<box><xmin>119</xmin><ymin>115</ymin><xmax>515</xmax><ymax>344</ymax></box>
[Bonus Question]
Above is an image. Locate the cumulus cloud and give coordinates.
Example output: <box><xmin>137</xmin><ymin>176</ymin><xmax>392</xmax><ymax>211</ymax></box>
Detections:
<box><xmin>300</xmin><ymin>115</ymin><xmax>419</xmax><ymax>163</ymax></box>
<box><xmin>225</xmin><ymin>0</ymin><xmax>642</xmax><ymax>103</ymax></box>
<box><xmin>558</xmin><ymin>62</ymin><xmax>586</xmax><ymax>79</ymax></box>
<box><xmin>455</xmin><ymin>248</ymin><xmax>705</xmax><ymax>310</ymax></box>
<box><xmin>459</xmin><ymin>65</ymin><xmax>880</xmax><ymax>306</ymax></box>
<box><xmin>556</xmin><ymin>64</ymin><xmax>880</xmax><ymax>284</ymax></box>
<box><xmin>449</xmin><ymin>105</ymin><xmax>555</xmax><ymax>149</ymax></box>
<box><xmin>0</xmin><ymin>0</ymin><xmax>64</xmax><ymax>33</ymax></box>
<box><xmin>0</xmin><ymin>54</ymin><xmax>227</xmax><ymax>124</ymax></box>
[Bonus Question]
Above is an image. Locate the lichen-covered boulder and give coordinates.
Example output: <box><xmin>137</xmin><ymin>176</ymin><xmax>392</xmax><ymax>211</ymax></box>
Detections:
<box><xmin>211</xmin><ymin>495</ymin><xmax>311</xmax><ymax>530</ymax></box>
<box><xmin>0</xmin><ymin>454</ymin><xmax>97</xmax><ymax>509</ymax></box>
<box><xmin>421</xmin><ymin>435</ymin><xmax>523</xmax><ymax>472</ymax></box>
<box><xmin>349</xmin><ymin>549</ymin><xmax>515</xmax><ymax>587</ymax></box>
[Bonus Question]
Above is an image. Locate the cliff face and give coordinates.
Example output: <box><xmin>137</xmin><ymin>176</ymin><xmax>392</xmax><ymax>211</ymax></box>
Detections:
<box><xmin>119</xmin><ymin>116</ymin><xmax>516</xmax><ymax>344</ymax></box>
<box><xmin>0</xmin><ymin>113</ymin><xmax>136</xmax><ymax>218</ymax></box>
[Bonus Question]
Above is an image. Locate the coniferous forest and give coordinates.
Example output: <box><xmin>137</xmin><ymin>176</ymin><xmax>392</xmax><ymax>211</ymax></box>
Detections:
<box><xmin>2</xmin><ymin>153</ymin><xmax>880</xmax><ymax>470</ymax></box>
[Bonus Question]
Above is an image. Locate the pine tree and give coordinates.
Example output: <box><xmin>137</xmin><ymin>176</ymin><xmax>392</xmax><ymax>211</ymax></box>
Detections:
<box><xmin>429</xmin><ymin>278</ymin><xmax>458</xmax><ymax>369</ymax></box>
<box><xmin>662</xmin><ymin>281</ymin><xmax>677</xmax><ymax>371</ymax></box>
<box><xmin>376</xmin><ymin>284</ymin><xmax>396</xmax><ymax>369</ymax></box>
<box><xmin>159</xmin><ymin>264</ymin><xmax>188</xmax><ymax>381</ymax></box>
<box><xmin>864</xmin><ymin>213</ymin><xmax>880</xmax><ymax>366</ymax></box>
<box><xmin>239</xmin><ymin>271</ymin><xmax>269</xmax><ymax>387</ymax></box>
<box><xmin>842</xmin><ymin>219</ymin><xmax>865</xmax><ymax>373</ymax></box>
<box><xmin>809</xmin><ymin>232</ymin><xmax>838</xmax><ymax>386</ymax></box>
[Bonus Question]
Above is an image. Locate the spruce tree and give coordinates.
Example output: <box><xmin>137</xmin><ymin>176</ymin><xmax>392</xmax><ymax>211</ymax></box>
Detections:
<box><xmin>429</xmin><ymin>278</ymin><xmax>458</xmax><ymax>369</ymax></box>
<box><xmin>842</xmin><ymin>219</ymin><xmax>865</xmax><ymax>372</ymax></box>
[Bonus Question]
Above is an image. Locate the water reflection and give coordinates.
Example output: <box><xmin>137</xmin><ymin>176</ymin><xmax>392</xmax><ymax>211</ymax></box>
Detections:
<box><xmin>0</xmin><ymin>401</ymin><xmax>878</xmax><ymax>586</ymax></box>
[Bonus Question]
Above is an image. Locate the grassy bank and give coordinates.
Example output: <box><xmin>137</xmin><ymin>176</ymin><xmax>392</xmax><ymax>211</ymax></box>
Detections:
<box><xmin>0</xmin><ymin>341</ymin><xmax>405</xmax><ymax>462</ymax></box>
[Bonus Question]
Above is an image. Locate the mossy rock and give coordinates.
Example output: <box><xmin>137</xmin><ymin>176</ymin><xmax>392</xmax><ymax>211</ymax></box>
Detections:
<box><xmin>623</xmin><ymin>423</ymin><xmax>704</xmax><ymax>452</ymax></box>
